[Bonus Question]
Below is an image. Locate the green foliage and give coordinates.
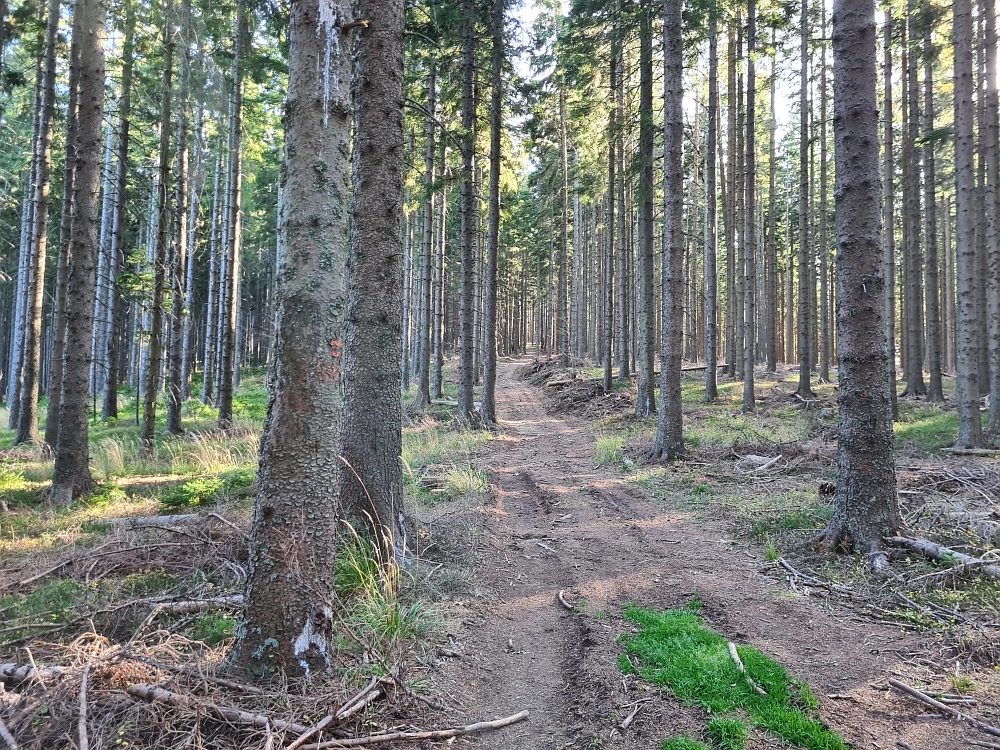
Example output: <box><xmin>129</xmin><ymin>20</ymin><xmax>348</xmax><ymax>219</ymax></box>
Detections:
<box><xmin>662</xmin><ymin>739</ymin><xmax>711</xmax><ymax>750</ymax></box>
<box><xmin>705</xmin><ymin>717</ymin><xmax>750</xmax><ymax>750</ymax></box>
<box><xmin>595</xmin><ymin>434</ymin><xmax>626</xmax><ymax>465</ymax></box>
<box><xmin>621</xmin><ymin>606</ymin><xmax>847</xmax><ymax>750</ymax></box>
<box><xmin>0</xmin><ymin>462</ymin><xmax>43</xmax><ymax>506</ymax></box>
<box><xmin>189</xmin><ymin>612</ymin><xmax>237</xmax><ymax>646</ymax></box>
<box><xmin>160</xmin><ymin>468</ymin><xmax>256</xmax><ymax>509</ymax></box>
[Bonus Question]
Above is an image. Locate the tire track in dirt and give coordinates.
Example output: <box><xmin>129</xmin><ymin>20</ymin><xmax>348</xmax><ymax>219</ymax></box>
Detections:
<box><xmin>430</xmin><ymin>357</ymin><xmax>956</xmax><ymax>750</ymax></box>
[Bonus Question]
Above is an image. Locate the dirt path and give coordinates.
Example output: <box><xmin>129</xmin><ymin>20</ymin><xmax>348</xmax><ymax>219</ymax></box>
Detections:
<box><xmin>431</xmin><ymin>358</ymin><xmax>955</xmax><ymax>750</ymax></box>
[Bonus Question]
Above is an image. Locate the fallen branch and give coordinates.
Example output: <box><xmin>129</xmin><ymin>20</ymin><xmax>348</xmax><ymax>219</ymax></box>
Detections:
<box><xmin>335</xmin><ymin>689</ymin><xmax>381</xmax><ymax>721</ymax></box>
<box><xmin>941</xmin><ymin>448</ymin><xmax>1000</xmax><ymax>457</ymax></box>
<box><xmin>728</xmin><ymin>642</ymin><xmax>767</xmax><ymax>696</ymax></box>
<box><xmin>78</xmin><ymin>662</ymin><xmax>91</xmax><ymax>750</ymax></box>
<box><xmin>135</xmin><ymin>658</ymin><xmax>264</xmax><ymax>695</ymax></box>
<box><xmin>106</xmin><ymin>514</ymin><xmax>200</xmax><ymax>528</ymax></box>
<box><xmin>886</xmin><ymin>537</ymin><xmax>1000</xmax><ymax>579</ymax></box>
<box><xmin>888</xmin><ymin>678</ymin><xmax>1000</xmax><ymax>738</ymax></box>
<box><xmin>0</xmin><ymin>663</ymin><xmax>66</xmax><ymax>687</ymax></box>
<box><xmin>618</xmin><ymin>702</ymin><xmax>642</xmax><ymax>731</ymax></box>
<box><xmin>297</xmin><ymin>710</ymin><xmax>530</xmax><ymax>749</ymax></box>
<box><xmin>335</xmin><ymin>677</ymin><xmax>379</xmax><ymax>719</ymax></box>
<box><xmin>0</xmin><ymin>715</ymin><xmax>18</xmax><ymax>750</ymax></box>
<box><xmin>126</xmin><ymin>683</ymin><xmax>311</xmax><ymax>735</ymax></box>
<box><xmin>777</xmin><ymin>558</ymin><xmax>853</xmax><ymax>595</ymax></box>
<box><xmin>286</xmin><ymin>716</ymin><xmax>333</xmax><ymax>750</ymax></box>
<box><xmin>557</xmin><ymin>590</ymin><xmax>576</xmax><ymax>611</ymax></box>
<box><xmin>966</xmin><ymin>739</ymin><xmax>1000</xmax><ymax>749</ymax></box>
<box><xmin>159</xmin><ymin>596</ymin><xmax>244</xmax><ymax>615</ymax></box>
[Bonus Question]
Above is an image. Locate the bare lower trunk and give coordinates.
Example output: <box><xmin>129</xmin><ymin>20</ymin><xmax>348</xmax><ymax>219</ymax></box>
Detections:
<box><xmin>796</xmin><ymin>0</ymin><xmax>814</xmax><ymax>399</ymax></box>
<box><xmin>743</xmin><ymin>0</ymin><xmax>757</xmax><ymax>412</ymax></box>
<box><xmin>139</xmin><ymin>29</ymin><xmax>173</xmax><ymax>457</ymax></box>
<box><xmin>883</xmin><ymin>8</ymin><xmax>899</xmax><ymax>418</ymax></box>
<box><xmin>339</xmin><ymin>0</ymin><xmax>406</xmax><ymax>565</ymax></box>
<box><xmin>229</xmin><ymin>0</ymin><xmax>350</xmax><ymax>677</ymax></box>
<box><xmin>704</xmin><ymin>12</ymin><xmax>719</xmax><ymax>401</ymax></box>
<box><xmin>651</xmin><ymin>0</ymin><xmax>684</xmax><ymax>460</ymax></box>
<box><xmin>923</xmin><ymin>24</ymin><xmax>943</xmax><ymax>402</ymax></box>
<box><xmin>636</xmin><ymin>8</ymin><xmax>656</xmax><ymax>416</ymax></box>
<box><xmin>50</xmin><ymin>0</ymin><xmax>106</xmax><ymax>503</ymax></box>
<box><xmin>456</xmin><ymin>0</ymin><xmax>477</xmax><ymax>420</ymax></box>
<box><xmin>985</xmin><ymin>0</ymin><xmax>1000</xmax><ymax>438</ymax></box>
<box><xmin>14</xmin><ymin>0</ymin><xmax>61</xmax><ymax>447</ymax></box>
<box><xmin>817</xmin><ymin>0</ymin><xmax>900</xmax><ymax>566</ymax></box>
<box><xmin>954</xmin><ymin>0</ymin><xmax>986</xmax><ymax>448</ymax></box>
<box><xmin>413</xmin><ymin>62</ymin><xmax>435</xmax><ymax>409</ymax></box>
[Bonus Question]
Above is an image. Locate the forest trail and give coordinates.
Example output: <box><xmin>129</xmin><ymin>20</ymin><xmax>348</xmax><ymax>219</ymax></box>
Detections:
<box><xmin>432</xmin><ymin>357</ymin><xmax>952</xmax><ymax>750</ymax></box>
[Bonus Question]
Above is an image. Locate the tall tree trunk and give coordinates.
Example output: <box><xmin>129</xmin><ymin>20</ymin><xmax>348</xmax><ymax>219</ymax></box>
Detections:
<box><xmin>557</xmin><ymin>83</ymin><xmax>570</xmax><ymax>367</ymax></box>
<box><xmin>181</xmin><ymin>104</ymin><xmax>205</xmax><ymax>401</ymax></box>
<box><xmin>704</xmin><ymin>6</ymin><xmax>719</xmax><ymax>401</ymax></box>
<box><xmin>985</xmin><ymin>0</ymin><xmax>1000</xmax><ymax>437</ymax></box>
<box><xmin>796</xmin><ymin>0</ymin><xmax>815</xmax><ymax>398</ymax></box>
<box><xmin>724</xmin><ymin>30</ymin><xmax>736</xmax><ymax>377</ymax></box>
<box><xmin>433</xmin><ymin>142</ymin><xmax>445</xmax><ymax>399</ymax></box>
<box><xmin>651</xmin><ymin>0</ymin><xmax>684</xmax><ymax>460</ymax></box>
<box><xmin>139</xmin><ymin>29</ymin><xmax>173</xmax><ymax>456</ymax></box>
<box><xmin>742</xmin><ymin>0</ymin><xmax>757</xmax><ymax>411</ymax></box>
<box><xmin>217</xmin><ymin>0</ymin><xmax>247</xmax><ymax>431</ymax></box>
<box><xmin>167</xmin><ymin>0</ymin><xmax>192</xmax><ymax>434</ymax></box>
<box><xmin>615</xmin><ymin>51</ymin><xmax>629</xmax><ymax>381</ymax></box>
<box><xmin>481</xmin><ymin>0</ymin><xmax>503</xmax><ymax>425</ymax></box>
<box><xmin>230</xmin><ymin>0</ymin><xmax>350</xmax><ymax>677</ymax></box>
<box><xmin>636</xmin><ymin>4</ymin><xmax>656</xmax><ymax>415</ymax></box>
<box><xmin>902</xmin><ymin>4</ymin><xmax>926</xmax><ymax>396</ymax></box>
<box><xmin>954</xmin><ymin>0</ymin><xmax>987</xmax><ymax>447</ymax></box>
<box><xmin>340</xmin><ymin>0</ymin><xmax>405</xmax><ymax>565</ymax></box>
<box><xmin>923</xmin><ymin>21</ymin><xmax>943</xmax><ymax>402</ymax></box>
<box><xmin>44</xmin><ymin>0</ymin><xmax>81</xmax><ymax>448</ymax></box>
<box><xmin>817</xmin><ymin>0</ymin><xmax>900</xmax><ymax>567</ymax></box>
<box><xmin>50</xmin><ymin>0</ymin><xmax>106</xmax><ymax>502</ymax></box>
<box><xmin>603</xmin><ymin>45</ymin><xmax>616</xmax><ymax>395</ymax></box>
<box><xmin>201</xmin><ymin>145</ymin><xmax>223</xmax><ymax>405</ymax></box>
<box><xmin>102</xmin><ymin>6</ymin><xmax>135</xmax><ymax>421</ymax></box>
<box><xmin>764</xmin><ymin>38</ymin><xmax>777</xmax><ymax>374</ymax></box>
<box><xmin>413</xmin><ymin>61</ymin><xmax>435</xmax><ymax>408</ymax></box>
<box><xmin>14</xmin><ymin>0</ymin><xmax>60</xmax><ymax>447</ymax></box>
<box><xmin>818</xmin><ymin>2</ymin><xmax>831</xmax><ymax>383</ymax></box>
<box><xmin>456</xmin><ymin>0</ymin><xmax>477</xmax><ymax>420</ymax></box>
<box><xmin>883</xmin><ymin>7</ymin><xmax>899</xmax><ymax>418</ymax></box>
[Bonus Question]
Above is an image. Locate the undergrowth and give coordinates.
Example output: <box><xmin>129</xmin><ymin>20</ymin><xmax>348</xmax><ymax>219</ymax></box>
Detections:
<box><xmin>621</xmin><ymin>601</ymin><xmax>847</xmax><ymax>750</ymax></box>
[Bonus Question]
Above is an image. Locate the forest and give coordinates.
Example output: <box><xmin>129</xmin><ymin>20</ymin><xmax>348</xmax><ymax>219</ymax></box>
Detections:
<box><xmin>2</xmin><ymin>0</ymin><xmax>1000</xmax><ymax>743</ymax></box>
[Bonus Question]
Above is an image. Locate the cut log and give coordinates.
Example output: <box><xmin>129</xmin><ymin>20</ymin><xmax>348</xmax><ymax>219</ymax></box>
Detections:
<box><xmin>158</xmin><ymin>596</ymin><xmax>243</xmax><ymax>615</ymax></box>
<box><xmin>941</xmin><ymin>448</ymin><xmax>1000</xmax><ymax>456</ymax></box>
<box><xmin>105</xmin><ymin>514</ymin><xmax>199</xmax><ymax>528</ymax></box>
<box><xmin>886</xmin><ymin>537</ymin><xmax>1000</xmax><ymax>579</ymax></box>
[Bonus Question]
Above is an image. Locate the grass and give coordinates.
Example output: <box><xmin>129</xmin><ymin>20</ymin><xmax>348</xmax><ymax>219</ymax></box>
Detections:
<box><xmin>705</xmin><ymin>717</ymin><xmax>750</xmax><ymax>750</ymax></box>
<box><xmin>595</xmin><ymin>434</ymin><xmax>626</xmax><ymax>465</ymax></box>
<box><xmin>402</xmin><ymin>421</ymin><xmax>489</xmax><ymax>504</ymax></box>
<box><xmin>662</xmin><ymin>739</ymin><xmax>711</xmax><ymax>750</ymax></box>
<box><xmin>621</xmin><ymin>601</ymin><xmax>847</xmax><ymax>750</ymax></box>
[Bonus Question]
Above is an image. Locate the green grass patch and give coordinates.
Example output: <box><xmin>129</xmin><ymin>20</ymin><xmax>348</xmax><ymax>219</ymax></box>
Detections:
<box><xmin>159</xmin><ymin>467</ymin><xmax>256</xmax><ymax>509</ymax></box>
<box><xmin>706</xmin><ymin>717</ymin><xmax>750</xmax><ymax>750</ymax></box>
<box><xmin>893</xmin><ymin>405</ymin><xmax>973</xmax><ymax>453</ymax></box>
<box><xmin>595</xmin><ymin>434</ymin><xmax>626</xmax><ymax>465</ymax></box>
<box><xmin>662</xmin><ymin>739</ymin><xmax>711</xmax><ymax>750</ymax></box>
<box><xmin>621</xmin><ymin>603</ymin><xmax>847</xmax><ymax>750</ymax></box>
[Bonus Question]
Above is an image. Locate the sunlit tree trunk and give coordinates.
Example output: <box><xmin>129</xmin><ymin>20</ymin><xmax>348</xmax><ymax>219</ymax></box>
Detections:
<box><xmin>414</xmin><ymin>61</ymin><xmax>435</xmax><ymax>408</ymax></box>
<box><xmin>742</xmin><ymin>0</ymin><xmax>757</xmax><ymax>411</ymax></box>
<box><xmin>651</xmin><ymin>0</ymin><xmax>684</xmax><ymax>460</ymax></box>
<box><xmin>636</xmin><ymin>4</ymin><xmax>656</xmax><ymax>415</ymax></box>
<box><xmin>50</xmin><ymin>0</ymin><xmax>106</xmax><ymax>502</ymax></box>
<box><xmin>817</xmin><ymin>0</ymin><xmax>900</xmax><ymax>567</ymax></box>
<box><xmin>796</xmin><ymin>0</ymin><xmax>815</xmax><ymax>399</ymax></box>
<box><xmin>230</xmin><ymin>0</ymin><xmax>350</xmax><ymax>677</ymax></box>
<box><xmin>704</xmin><ymin>6</ymin><xmax>719</xmax><ymax>401</ymax></box>
<box><xmin>456</xmin><ymin>0</ymin><xmax>477</xmax><ymax>419</ymax></box>
<box><xmin>923</xmin><ymin>20</ymin><xmax>943</xmax><ymax>402</ymax></box>
<box><xmin>954</xmin><ymin>0</ymin><xmax>987</xmax><ymax>447</ymax></box>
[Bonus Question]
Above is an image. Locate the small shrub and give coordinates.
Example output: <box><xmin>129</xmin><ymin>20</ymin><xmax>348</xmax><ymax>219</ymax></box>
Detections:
<box><xmin>190</xmin><ymin>612</ymin><xmax>237</xmax><ymax>645</ymax></box>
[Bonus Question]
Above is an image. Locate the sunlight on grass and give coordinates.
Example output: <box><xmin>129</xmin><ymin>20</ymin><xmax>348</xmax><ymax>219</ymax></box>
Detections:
<box><xmin>595</xmin><ymin>434</ymin><xmax>626</xmax><ymax>464</ymax></box>
<box><xmin>623</xmin><ymin>602</ymin><xmax>847</xmax><ymax>750</ymax></box>
<box><xmin>894</xmin><ymin>405</ymin><xmax>967</xmax><ymax>452</ymax></box>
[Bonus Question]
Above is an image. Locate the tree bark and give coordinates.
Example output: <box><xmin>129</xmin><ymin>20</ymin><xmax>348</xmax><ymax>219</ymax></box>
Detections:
<box><xmin>883</xmin><ymin>8</ymin><xmax>899</xmax><ymax>418</ymax></box>
<box><xmin>139</xmin><ymin>28</ymin><xmax>173</xmax><ymax>457</ymax></box>
<box><xmin>339</xmin><ymin>0</ymin><xmax>406</xmax><ymax>566</ymax></box>
<box><xmin>984</xmin><ymin>0</ymin><xmax>1000</xmax><ymax>438</ymax></box>
<box><xmin>704</xmin><ymin>7</ymin><xmax>719</xmax><ymax>401</ymax></box>
<box><xmin>816</xmin><ymin>0</ymin><xmax>900</xmax><ymax>566</ymax></box>
<box><xmin>796</xmin><ymin>0</ymin><xmax>815</xmax><ymax>399</ymax></box>
<box><xmin>229</xmin><ymin>0</ymin><xmax>350</xmax><ymax>678</ymax></box>
<box><xmin>954</xmin><ymin>0</ymin><xmax>987</xmax><ymax>447</ymax></box>
<box><xmin>44</xmin><ymin>0</ymin><xmax>81</xmax><ymax>448</ymax></box>
<box><xmin>413</xmin><ymin>61</ymin><xmax>435</xmax><ymax>409</ymax></box>
<box><xmin>167</xmin><ymin>0</ymin><xmax>193</xmax><ymax>434</ymax></box>
<box><xmin>819</xmin><ymin>3</ymin><xmax>831</xmax><ymax>384</ymax></box>
<box><xmin>743</xmin><ymin>0</ymin><xmax>757</xmax><ymax>411</ymax></box>
<box><xmin>456</xmin><ymin>0</ymin><xmax>477</xmax><ymax>420</ymax></box>
<box><xmin>557</xmin><ymin>83</ymin><xmax>570</xmax><ymax>367</ymax></box>
<box><xmin>481</xmin><ymin>0</ymin><xmax>503</xmax><ymax>425</ymax></box>
<box><xmin>636</xmin><ymin>4</ymin><xmax>656</xmax><ymax>416</ymax></box>
<box><xmin>50</xmin><ymin>0</ymin><xmax>106</xmax><ymax>502</ymax></box>
<box><xmin>14</xmin><ymin>0</ymin><xmax>61</xmax><ymax>447</ymax></box>
<box><xmin>651</xmin><ymin>0</ymin><xmax>684</xmax><ymax>460</ymax></box>
<box><xmin>217</xmin><ymin>1</ymin><xmax>247</xmax><ymax>431</ymax></box>
<box><xmin>923</xmin><ymin>20</ymin><xmax>943</xmax><ymax>402</ymax></box>
<box><xmin>764</xmin><ymin>38</ymin><xmax>777</xmax><ymax>374</ymax></box>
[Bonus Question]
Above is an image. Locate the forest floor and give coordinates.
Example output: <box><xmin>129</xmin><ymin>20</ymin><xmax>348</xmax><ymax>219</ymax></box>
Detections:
<box><xmin>426</xmin><ymin>357</ymin><xmax>1000</xmax><ymax>750</ymax></box>
<box><xmin>2</xmin><ymin>360</ymin><xmax>1000</xmax><ymax>749</ymax></box>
